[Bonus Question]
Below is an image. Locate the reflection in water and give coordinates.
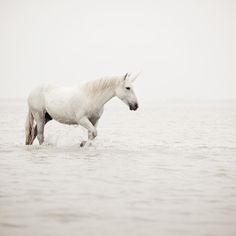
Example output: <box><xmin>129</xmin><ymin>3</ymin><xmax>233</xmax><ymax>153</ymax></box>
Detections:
<box><xmin>0</xmin><ymin>101</ymin><xmax>236</xmax><ymax>236</ymax></box>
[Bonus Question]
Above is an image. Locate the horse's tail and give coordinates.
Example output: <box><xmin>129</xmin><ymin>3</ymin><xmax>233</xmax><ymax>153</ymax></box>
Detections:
<box><xmin>25</xmin><ymin>109</ymin><xmax>36</xmax><ymax>145</ymax></box>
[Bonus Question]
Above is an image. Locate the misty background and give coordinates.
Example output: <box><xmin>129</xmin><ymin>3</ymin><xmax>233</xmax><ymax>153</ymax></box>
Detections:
<box><xmin>0</xmin><ymin>0</ymin><xmax>235</xmax><ymax>101</ymax></box>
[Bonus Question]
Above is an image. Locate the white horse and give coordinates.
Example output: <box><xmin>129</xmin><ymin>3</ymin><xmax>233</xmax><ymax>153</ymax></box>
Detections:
<box><xmin>25</xmin><ymin>73</ymin><xmax>139</xmax><ymax>146</ymax></box>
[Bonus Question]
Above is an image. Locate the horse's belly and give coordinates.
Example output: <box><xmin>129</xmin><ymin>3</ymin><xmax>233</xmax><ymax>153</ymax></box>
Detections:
<box><xmin>45</xmin><ymin>96</ymin><xmax>78</xmax><ymax>125</ymax></box>
<box><xmin>50</xmin><ymin>113</ymin><xmax>77</xmax><ymax>125</ymax></box>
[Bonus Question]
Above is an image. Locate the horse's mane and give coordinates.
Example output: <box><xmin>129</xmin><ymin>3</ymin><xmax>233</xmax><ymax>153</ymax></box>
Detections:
<box><xmin>83</xmin><ymin>77</ymin><xmax>122</xmax><ymax>95</ymax></box>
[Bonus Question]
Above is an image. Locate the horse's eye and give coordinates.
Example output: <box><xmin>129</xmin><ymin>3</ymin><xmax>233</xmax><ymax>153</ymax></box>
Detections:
<box><xmin>126</xmin><ymin>87</ymin><xmax>130</xmax><ymax>90</ymax></box>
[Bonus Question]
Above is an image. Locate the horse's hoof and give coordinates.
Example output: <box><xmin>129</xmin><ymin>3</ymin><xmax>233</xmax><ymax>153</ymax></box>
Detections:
<box><xmin>80</xmin><ymin>141</ymin><xmax>86</xmax><ymax>147</ymax></box>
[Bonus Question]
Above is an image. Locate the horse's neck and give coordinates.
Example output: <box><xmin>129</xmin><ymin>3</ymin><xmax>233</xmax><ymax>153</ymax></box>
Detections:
<box><xmin>85</xmin><ymin>78</ymin><xmax>121</xmax><ymax>108</ymax></box>
<box><xmin>92</xmin><ymin>87</ymin><xmax>116</xmax><ymax>107</ymax></box>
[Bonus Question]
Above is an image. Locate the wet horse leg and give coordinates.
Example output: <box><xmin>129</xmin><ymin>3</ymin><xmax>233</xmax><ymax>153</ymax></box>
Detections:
<box><xmin>31</xmin><ymin>112</ymin><xmax>52</xmax><ymax>144</ymax></box>
<box><xmin>79</xmin><ymin>117</ymin><xmax>98</xmax><ymax>147</ymax></box>
<box><xmin>31</xmin><ymin>111</ymin><xmax>46</xmax><ymax>145</ymax></box>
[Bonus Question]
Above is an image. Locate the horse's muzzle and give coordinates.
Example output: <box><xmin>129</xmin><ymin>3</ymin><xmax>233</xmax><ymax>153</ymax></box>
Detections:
<box><xmin>129</xmin><ymin>103</ymin><xmax>139</xmax><ymax>111</ymax></box>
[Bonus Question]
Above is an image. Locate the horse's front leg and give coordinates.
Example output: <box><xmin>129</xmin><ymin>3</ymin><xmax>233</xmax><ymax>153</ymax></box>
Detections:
<box><xmin>83</xmin><ymin>119</ymin><xmax>99</xmax><ymax>147</ymax></box>
<box><xmin>78</xmin><ymin>117</ymin><xmax>97</xmax><ymax>147</ymax></box>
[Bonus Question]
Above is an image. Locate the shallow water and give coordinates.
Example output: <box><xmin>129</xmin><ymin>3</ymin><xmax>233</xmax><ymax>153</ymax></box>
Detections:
<box><xmin>0</xmin><ymin>99</ymin><xmax>236</xmax><ymax>236</ymax></box>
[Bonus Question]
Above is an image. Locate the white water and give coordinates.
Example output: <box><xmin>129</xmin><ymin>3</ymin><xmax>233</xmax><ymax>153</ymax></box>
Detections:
<box><xmin>0</xmin><ymin>99</ymin><xmax>236</xmax><ymax>236</ymax></box>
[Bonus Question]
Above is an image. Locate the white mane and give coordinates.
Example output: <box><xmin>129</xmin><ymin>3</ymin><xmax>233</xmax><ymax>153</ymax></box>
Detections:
<box><xmin>83</xmin><ymin>76</ymin><xmax>122</xmax><ymax>95</ymax></box>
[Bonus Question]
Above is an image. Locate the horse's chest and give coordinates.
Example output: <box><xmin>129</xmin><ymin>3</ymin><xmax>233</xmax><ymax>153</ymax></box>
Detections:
<box><xmin>87</xmin><ymin>108</ymin><xmax>103</xmax><ymax>125</ymax></box>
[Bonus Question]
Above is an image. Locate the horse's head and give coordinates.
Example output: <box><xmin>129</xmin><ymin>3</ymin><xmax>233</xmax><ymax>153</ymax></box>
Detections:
<box><xmin>115</xmin><ymin>73</ymin><xmax>139</xmax><ymax>111</ymax></box>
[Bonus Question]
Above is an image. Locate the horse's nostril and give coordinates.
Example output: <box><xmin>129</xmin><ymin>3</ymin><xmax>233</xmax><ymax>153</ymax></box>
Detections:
<box><xmin>131</xmin><ymin>103</ymin><xmax>138</xmax><ymax>111</ymax></box>
<box><xmin>129</xmin><ymin>103</ymin><xmax>138</xmax><ymax>110</ymax></box>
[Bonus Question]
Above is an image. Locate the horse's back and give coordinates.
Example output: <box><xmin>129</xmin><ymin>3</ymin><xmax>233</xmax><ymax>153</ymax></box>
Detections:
<box><xmin>28</xmin><ymin>84</ymin><xmax>64</xmax><ymax>111</ymax></box>
<box><xmin>27</xmin><ymin>84</ymin><xmax>97</xmax><ymax>124</ymax></box>
<box><xmin>28</xmin><ymin>85</ymin><xmax>81</xmax><ymax>124</ymax></box>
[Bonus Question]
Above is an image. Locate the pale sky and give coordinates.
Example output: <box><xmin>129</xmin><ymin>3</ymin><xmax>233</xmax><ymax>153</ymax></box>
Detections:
<box><xmin>0</xmin><ymin>0</ymin><xmax>235</xmax><ymax>100</ymax></box>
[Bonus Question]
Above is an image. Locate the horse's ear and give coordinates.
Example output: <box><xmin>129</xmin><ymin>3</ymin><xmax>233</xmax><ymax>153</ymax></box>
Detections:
<box><xmin>123</xmin><ymin>73</ymin><xmax>129</xmax><ymax>81</ymax></box>
<box><xmin>131</xmin><ymin>71</ymin><xmax>141</xmax><ymax>82</ymax></box>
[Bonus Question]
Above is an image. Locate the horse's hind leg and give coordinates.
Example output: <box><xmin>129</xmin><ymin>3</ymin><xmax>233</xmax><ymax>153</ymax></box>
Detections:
<box><xmin>31</xmin><ymin>124</ymin><xmax>37</xmax><ymax>144</ymax></box>
<box><xmin>37</xmin><ymin>122</ymin><xmax>45</xmax><ymax>145</ymax></box>
<box><xmin>31</xmin><ymin>112</ymin><xmax>52</xmax><ymax>145</ymax></box>
<box><xmin>31</xmin><ymin>111</ymin><xmax>46</xmax><ymax>145</ymax></box>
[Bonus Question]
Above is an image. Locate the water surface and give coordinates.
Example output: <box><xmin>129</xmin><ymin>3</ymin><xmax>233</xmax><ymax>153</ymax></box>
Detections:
<box><xmin>0</xmin><ymin>100</ymin><xmax>236</xmax><ymax>236</ymax></box>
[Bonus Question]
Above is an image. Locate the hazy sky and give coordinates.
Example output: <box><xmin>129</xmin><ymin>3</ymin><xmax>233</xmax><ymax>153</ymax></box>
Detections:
<box><xmin>0</xmin><ymin>0</ymin><xmax>235</xmax><ymax>100</ymax></box>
